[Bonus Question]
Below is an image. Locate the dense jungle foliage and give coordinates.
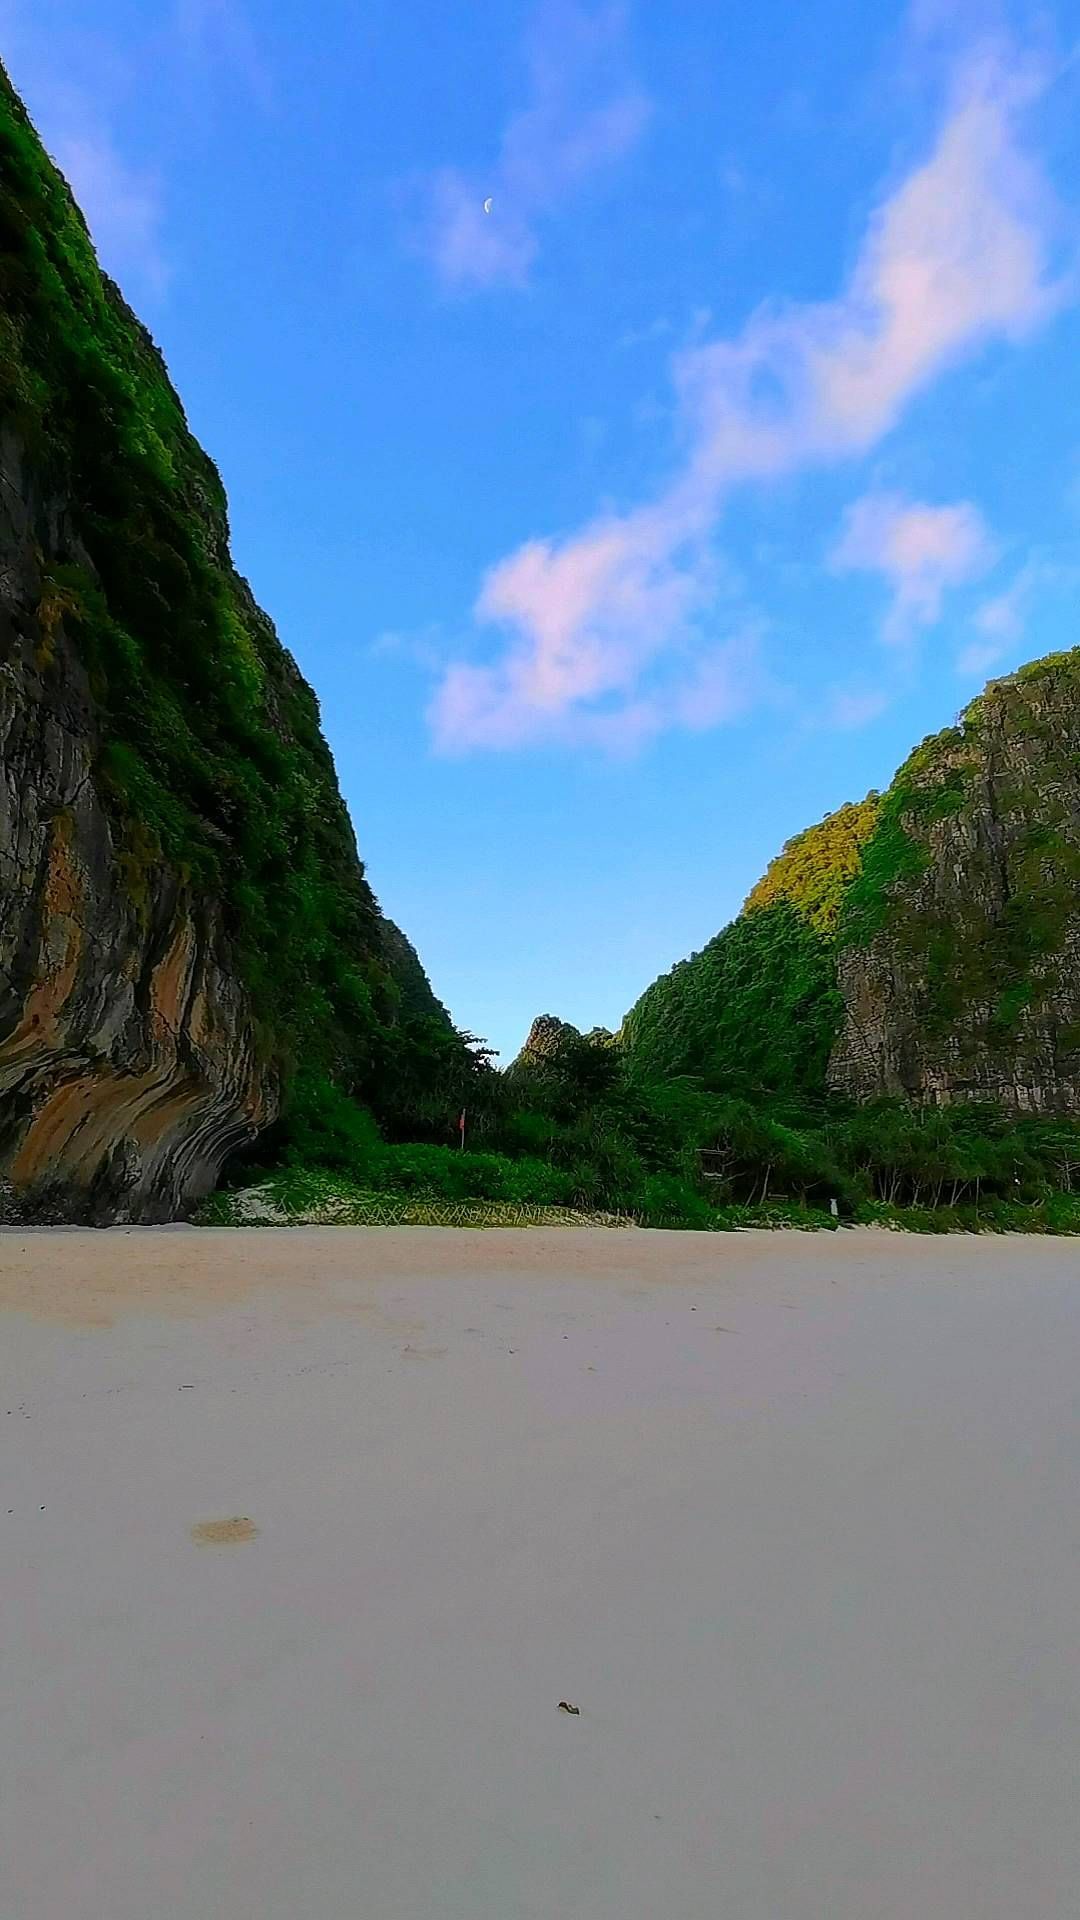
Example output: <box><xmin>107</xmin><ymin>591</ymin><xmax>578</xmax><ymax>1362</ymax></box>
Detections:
<box><xmin>233</xmin><ymin>1020</ymin><xmax>1080</xmax><ymax>1234</ymax></box>
<box><xmin>618</xmin><ymin>904</ymin><xmax>842</xmax><ymax>1105</ymax></box>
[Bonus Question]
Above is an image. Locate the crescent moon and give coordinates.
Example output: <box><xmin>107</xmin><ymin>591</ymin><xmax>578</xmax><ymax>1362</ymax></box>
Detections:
<box><xmin>483</xmin><ymin>197</ymin><xmax>493</xmax><ymax>215</ymax></box>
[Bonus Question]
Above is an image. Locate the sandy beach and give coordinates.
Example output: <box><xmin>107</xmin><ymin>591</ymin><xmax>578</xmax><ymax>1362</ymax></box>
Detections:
<box><xmin>2</xmin><ymin>1224</ymin><xmax>1078</xmax><ymax>1919</ymax></box>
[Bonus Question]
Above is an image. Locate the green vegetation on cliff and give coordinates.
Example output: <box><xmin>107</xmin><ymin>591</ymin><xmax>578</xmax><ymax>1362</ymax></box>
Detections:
<box><xmin>743</xmin><ymin>795</ymin><xmax>880</xmax><ymax>933</ymax></box>
<box><xmin>0</xmin><ymin>61</ymin><xmax>471</xmax><ymax>1143</ymax></box>
<box><xmin>619</xmin><ymin>905</ymin><xmax>842</xmax><ymax>1106</ymax></box>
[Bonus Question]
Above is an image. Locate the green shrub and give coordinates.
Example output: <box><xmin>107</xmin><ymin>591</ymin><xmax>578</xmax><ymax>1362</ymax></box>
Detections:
<box><xmin>635</xmin><ymin>1174</ymin><xmax>723</xmax><ymax>1229</ymax></box>
<box><xmin>272</xmin><ymin>1070</ymin><xmax>383</xmax><ymax>1174</ymax></box>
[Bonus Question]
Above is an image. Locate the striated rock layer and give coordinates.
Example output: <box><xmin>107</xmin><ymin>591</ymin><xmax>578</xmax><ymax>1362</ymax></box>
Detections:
<box><xmin>1</xmin><ymin>430</ymin><xmax>275</xmax><ymax>1221</ymax></box>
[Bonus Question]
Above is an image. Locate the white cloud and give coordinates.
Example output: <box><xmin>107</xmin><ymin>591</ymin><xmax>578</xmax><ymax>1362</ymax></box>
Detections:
<box><xmin>826</xmin><ymin>689</ymin><xmax>891</xmax><ymax>730</ymax></box>
<box><xmin>432</xmin><ymin>42</ymin><xmax>1069</xmax><ymax>750</ymax></box>
<box><xmin>956</xmin><ymin>638</ymin><xmax>1009</xmax><ymax>677</ymax></box>
<box><xmin>413</xmin><ymin>2</ymin><xmax>650</xmax><ymax>292</ymax></box>
<box><xmin>973</xmin><ymin>566</ymin><xmax>1033</xmax><ymax>639</ymax></box>
<box><xmin>962</xmin><ymin>554</ymin><xmax>1080</xmax><ymax>672</ymax></box>
<box><xmin>670</xmin><ymin>51</ymin><xmax>1061</xmax><ymax>484</ymax></box>
<box><xmin>831</xmin><ymin>491</ymin><xmax>995</xmax><ymax>643</ymax></box>
<box><xmin>369</xmin><ymin>624</ymin><xmax>447</xmax><ymax>672</ymax></box>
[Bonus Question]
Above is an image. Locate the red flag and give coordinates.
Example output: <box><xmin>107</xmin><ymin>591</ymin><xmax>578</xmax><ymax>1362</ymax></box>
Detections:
<box><xmin>458</xmin><ymin>1111</ymin><xmax>466</xmax><ymax>1131</ymax></box>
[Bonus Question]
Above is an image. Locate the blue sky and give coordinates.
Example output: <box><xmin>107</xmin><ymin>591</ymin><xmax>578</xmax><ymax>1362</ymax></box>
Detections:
<box><xmin>4</xmin><ymin>0</ymin><xmax>1080</xmax><ymax>1058</ymax></box>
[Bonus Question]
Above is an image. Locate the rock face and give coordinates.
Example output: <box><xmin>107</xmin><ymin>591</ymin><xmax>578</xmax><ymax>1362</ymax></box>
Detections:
<box><xmin>829</xmin><ymin>653</ymin><xmax>1080</xmax><ymax>1111</ymax></box>
<box><xmin>0</xmin><ymin>430</ymin><xmax>275</xmax><ymax>1222</ymax></box>
<box><xmin>509</xmin><ymin>1014</ymin><xmax>581</xmax><ymax>1073</ymax></box>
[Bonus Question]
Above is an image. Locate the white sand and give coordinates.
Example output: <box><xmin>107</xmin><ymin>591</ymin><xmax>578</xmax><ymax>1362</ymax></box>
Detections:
<box><xmin>2</xmin><ymin>1225</ymin><xmax>1079</xmax><ymax>1919</ymax></box>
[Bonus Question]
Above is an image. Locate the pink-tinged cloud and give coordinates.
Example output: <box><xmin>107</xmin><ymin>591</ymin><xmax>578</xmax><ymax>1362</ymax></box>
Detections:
<box><xmin>429</xmin><ymin>481</ymin><xmax>733</xmax><ymax>751</ymax></box>
<box><xmin>831</xmin><ymin>491</ymin><xmax>995</xmax><ymax>642</ymax></box>
<box><xmin>416</xmin><ymin>3</ymin><xmax>650</xmax><ymax>292</ymax></box>
<box><xmin>428</xmin><ymin>506</ymin><xmax>723</xmax><ymax>750</ymax></box>
<box><xmin>432</xmin><ymin>44</ymin><xmax>1069</xmax><ymax>750</ymax></box>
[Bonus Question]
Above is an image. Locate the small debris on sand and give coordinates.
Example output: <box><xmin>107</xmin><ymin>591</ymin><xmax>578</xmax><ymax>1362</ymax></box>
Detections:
<box><xmin>558</xmin><ymin>1701</ymin><xmax>580</xmax><ymax>1715</ymax></box>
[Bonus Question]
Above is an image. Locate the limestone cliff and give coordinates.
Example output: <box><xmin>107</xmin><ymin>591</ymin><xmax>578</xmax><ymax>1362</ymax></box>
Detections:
<box><xmin>622</xmin><ymin>649</ymin><xmax>1080</xmax><ymax>1115</ymax></box>
<box><xmin>830</xmin><ymin>652</ymin><xmax>1080</xmax><ymax>1110</ymax></box>
<box><xmin>0</xmin><ymin>66</ymin><xmax>454</xmax><ymax>1220</ymax></box>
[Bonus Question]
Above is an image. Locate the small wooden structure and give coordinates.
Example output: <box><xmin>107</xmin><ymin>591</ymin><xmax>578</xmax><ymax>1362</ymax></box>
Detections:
<box><xmin>698</xmin><ymin>1148</ymin><xmax>731</xmax><ymax>1183</ymax></box>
